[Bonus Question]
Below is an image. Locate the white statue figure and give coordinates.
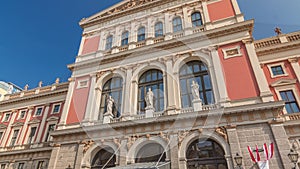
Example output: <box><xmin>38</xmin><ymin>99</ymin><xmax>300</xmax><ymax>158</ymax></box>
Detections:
<box><xmin>191</xmin><ymin>80</ymin><xmax>200</xmax><ymax>100</ymax></box>
<box><xmin>106</xmin><ymin>95</ymin><xmax>115</xmax><ymax>115</ymax></box>
<box><xmin>7</xmin><ymin>84</ymin><xmax>13</xmax><ymax>94</ymax></box>
<box><xmin>145</xmin><ymin>88</ymin><xmax>154</xmax><ymax>109</ymax></box>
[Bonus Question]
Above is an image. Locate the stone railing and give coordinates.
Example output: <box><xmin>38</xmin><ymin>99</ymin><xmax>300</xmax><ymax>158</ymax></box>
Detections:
<box><xmin>254</xmin><ymin>38</ymin><xmax>281</xmax><ymax>49</ymax></box>
<box><xmin>172</xmin><ymin>32</ymin><xmax>184</xmax><ymax>38</ymax></box>
<box><xmin>154</xmin><ymin>36</ymin><xmax>165</xmax><ymax>44</ymax></box>
<box><xmin>118</xmin><ymin>46</ymin><xmax>129</xmax><ymax>52</ymax></box>
<box><xmin>284</xmin><ymin>112</ymin><xmax>300</xmax><ymax>121</ymax></box>
<box><xmin>136</xmin><ymin>41</ymin><xmax>146</xmax><ymax>48</ymax></box>
<box><xmin>192</xmin><ymin>26</ymin><xmax>205</xmax><ymax>33</ymax></box>
<box><xmin>287</xmin><ymin>32</ymin><xmax>300</xmax><ymax>42</ymax></box>
<box><xmin>0</xmin><ymin>142</ymin><xmax>51</xmax><ymax>152</ymax></box>
<box><xmin>180</xmin><ymin>107</ymin><xmax>194</xmax><ymax>114</ymax></box>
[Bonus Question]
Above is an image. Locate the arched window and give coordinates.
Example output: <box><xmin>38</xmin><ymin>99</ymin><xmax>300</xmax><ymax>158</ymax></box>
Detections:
<box><xmin>186</xmin><ymin>139</ymin><xmax>227</xmax><ymax>169</ymax></box>
<box><xmin>91</xmin><ymin>147</ymin><xmax>116</xmax><ymax>169</ymax></box>
<box><xmin>179</xmin><ymin>61</ymin><xmax>214</xmax><ymax>108</ymax></box>
<box><xmin>121</xmin><ymin>31</ymin><xmax>129</xmax><ymax>46</ymax></box>
<box><xmin>100</xmin><ymin>77</ymin><xmax>123</xmax><ymax>118</ymax></box>
<box><xmin>105</xmin><ymin>35</ymin><xmax>113</xmax><ymax>50</ymax></box>
<box><xmin>173</xmin><ymin>17</ymin><xmax>183</xmax><ymax>33</ymax></box>
<box><xmin>137</xmin><ymin>27</ymin><xmax>146</xmax><ymax>42</ymax></box>
<box><xmin>135</xmin><ymin>143</ymin><xmax>166</xmax><ymax>163</ymax></box>
<box><xmin>155</xmin><ymin>22</ymin><xmax>164</xmax><ymax>37</ymax></box>
<box><xmin>138</xmin><ymin>70</ymin><xmax>164</xmax><ymax>113</ymax></box>
<box><xmin>191</xmin><ymin>12</ymin><xmax>202</xmax><ymax>27</ymax></box>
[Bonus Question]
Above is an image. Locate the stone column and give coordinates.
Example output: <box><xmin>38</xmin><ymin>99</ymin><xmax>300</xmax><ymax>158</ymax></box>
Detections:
<box><xmin>58</xmin><ymin>78</ymin><xmax>75</xmax><ymax>129</ymax></box>
<box><xmin>82</xmin><ymin>73</ymin><xmax>97</xmax><ymax>125</ymax></box>
<box><xmin>289</xmin><ymin>57</ymin><xmax>300</xmax><ymax>81</ymax></box>
<box><xmin>146</xmin><ymin>16</ymin><xmax>154</xmax><ymax>45</ymax></box>
<box><xmin>208</xmin><ymin>47</ymin><xmax>230</xmax><ymax>105</ymax></box>
<box><xmin>201</xmin><ymin>1</ymin><xmax>213</xmax><ymax>30</ymax></box>
<box><xmin>48</xmin><ymin>145</ymin><xmax>61</xmax><ymax>169</ymax></box>
<box><xmin>230</xmin><ymin>0</ymin><xmax>244</xmax><ymax>22</ymax></box>
<box><xmin>269</xmin><ymin>121</ymin><xmax>293</xmax><ymax>169</ymax></box>
<box><xmin>119</xmin><ymin>139</ymin><xmax>128</xmax><ymax>166</ymax></box>
<box><xmin>129</xmin><ymin>21</ymin><xmax>137</xmax><ymax>49</ymax></box>
<box><xmin>35</xmin><ymin>103</ymin><xmax>50</xmax><ymax>142</ymax></box>
<box><xmin>164</xmin><ymin>12</ymin><xmax>173</xmax><ymax>40</ymax></box>
<box><xmin>112</xmin><ymin>26</ymin><xmax>120</xmax><ymax>54</ymax></box>
<box><xmin>165</xmin><ymin>57</ymin><xmax>177</xmax><ymax>115</ymax></box>
<box><xmin>182</xmin><ymin>6</ymin><xmax>192</xmax><ymax>36</ymax></box>
<box><xmin>243</xmin><ymin>39</ymin><xmax>274</xmax><ymax>102</ymax></box>
<box><xmin>75</xmin><ymin>143</ymin><xmax>85</xmax><ymax>169</ymax></box>
<box><xmin>226</xmin><ymin>126</ymin><xmax>242</xmax><ymax>169</ymax></box>
<box><xmin>169</xmin><ymin>134</ymin><xmax>180</xmax><ymax>169</ymax></box>
<box><xmin>123</xmin><ymin>67</ymin><xmax>133</xmax><ymax>119</ymax></box>
<box><xmin>98</xmin><ymin>31</ymin><xmax>105</xmax><ymax>51</ymax></box>
<box><xmin>131</xmin><ymin>80</ymin><xmax>139</xmax><ymax>115</ymax></box>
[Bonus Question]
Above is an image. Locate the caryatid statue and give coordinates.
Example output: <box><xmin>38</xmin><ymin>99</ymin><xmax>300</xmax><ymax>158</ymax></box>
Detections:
<box><xmin>145</xmin><ymin>88</ymin><xmax>154</xmax><ymax>109</ymax></box>
<box><xmin>191</xmin><ymin>80</ymin><xmax>200</xmax><ymax>100</ymax></box>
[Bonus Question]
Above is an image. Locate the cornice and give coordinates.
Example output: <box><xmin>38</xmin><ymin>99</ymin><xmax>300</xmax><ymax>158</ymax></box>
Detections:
<box><xmin>256</xmin><ymin>41</ymin><xmax>300</xmax><ymax>56</ymax></box>
<box><xmin>52</xmin><ymin>101</ymin><xmax>284</xmax><ymax>137</ymax></box>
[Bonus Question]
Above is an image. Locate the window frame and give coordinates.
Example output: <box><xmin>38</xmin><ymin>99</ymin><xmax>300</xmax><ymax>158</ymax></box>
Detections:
<box><xmin>191</xmin><ymin>12</ymin><xmax>203</xmax><ymax>27</ymax></box>
<box><xmin>9</xmin><ymin>129</ymin><xmax>20</xmax><ymax>147</ymax></box>
<box><xmin>279</xmin><ymin>90</ymin><xmax>300</xmax><ymax>114</ymax></box>
<box><xmin>52</xmin><ymin>104</ymin><xmax>61</xmax><ymax>114</ymax></box>
<box><xmin>121</xmin><ymin>31</ymin><xmax>129</xmax><ymax>46</ymax></box>
<box><xmin>34</xmin><ymin>107</ymin><xmax>43</xmax><ymax>117</ymax></box>
<box><xmin>154</xmin><ymin>22</ymin><xmax>164</xmax><ymax>38</ymax></box>
<box><xmin>17</xmin><ymin>162</ymin><xmax>25</xmax><ymax>169</ymax></box>
<box><xmin>18</xmin><ymin>110</ymin><xmax>27</xmax><ymax>119</ymax></box>
<box><xmin>138</xmin><ymin>69</ymin><xmax>164</xmax><ymax>113</ymax></box>
<box><xmin>179</xmin><ymin>61</ymin><xmax>214</xmax><ymax>108</ymax></box>
<box><xmin>267</xmin><ymin>62</ymin><xmax>288</xmax><ymax>78</ymax></box>
<box><xmin>43</xmin><ymin>123</ymin><xmax>56</xmax><ymax>142</ymax></box>
<box><xmin>172</xmin><ymin>17</ymin><xmax>183</xmax><ymax>33</ymax></box>
<box><xmin>27</xmin><ymin>126</ymin><xmax>38</xmax><ymax>144</ymax></box>
<box><xmin>105</xmin><ymin>35</ymin><xmax>113</xmax><ymax>50</ymax></box>
<box><xmin>273</xmin><ymin>84</ymin><xmax>300</xmax><ymax>114</ymax></box>
<box><xmin>2</xmin><ymin>113</ymin><xmax>10</xmax><ymax>122</ymax></box>
<box><xmin>0</xmin><ymin>164</ymin><xmax>6</xmax><ymax>169</ymax></box>
<box><xmin>137</xmin><ymin>27</ymin><xmax>146</xmax><ymax>42</ymax></box>
<box><xmin>36</xmin><ymin>161</ymin><xmax>44</xmax><ymax>169</ymax></box>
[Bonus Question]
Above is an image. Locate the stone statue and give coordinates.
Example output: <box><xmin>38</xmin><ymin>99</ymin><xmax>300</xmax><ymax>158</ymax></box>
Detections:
<box><xmin>106</xmin><ymin>96</ymin><xmax>115</xmax><ymax>115</ymax></box>
<box><xmin>38</xmin><ymin>81</ymin><xmax>43</xmax><ymax>88</ymax></box>
<box><xmin>145</xmin><ymin>88</ymin><xmax>154</xmax><ymax>109</ymax></box>
<box><xmin>55</xmin><ymin>78</ymin><xmax>60</xmax><ymax>84</ymax></box>
<box><xmin>7</xmin><ymin>84</ymin><xmax>13</xmax><ymax>94</ymax></box>
<box><xmin>24</xmin><ymin>84</ymin><xmax>29</xmax><ymax>91</ymax></box>
<box><xmin>191</xmin><ymin>80</ymin><xmax>200</xmax><ymax>100</ymax></box>
<box><xmin>274</xmin><ymin>27</ymin><xmax>282</xmax><ymax>36</ymax></box>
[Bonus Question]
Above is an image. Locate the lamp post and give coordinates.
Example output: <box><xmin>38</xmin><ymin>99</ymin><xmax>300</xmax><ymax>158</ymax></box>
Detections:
<box><xmin>288</xmin><ymin>149</ymin><xmax>299</xmax><ymax>169</ymax></box>
<box><xmin>234</xmin><ymin>153</ymin><xmax>243</xmax><ymax>169</ymax></box>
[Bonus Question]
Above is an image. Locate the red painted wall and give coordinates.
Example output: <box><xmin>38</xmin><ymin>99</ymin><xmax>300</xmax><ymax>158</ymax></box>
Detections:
<box><xmin>263</xmin><ymin>60</ymin><xmax>300</xmax><ymax>101</ymax></box>
<box><xmin>66</xmin><ymin>77</ymin><xmax>91</xmax><ymax>124</ymax></box>
<box><xmin>81</xmin><ymin>36</ymin><xmax>100</xmax><ymax>55</ymax></box>
<box><xmin>207</xmin><ymin>0</ymin><xmax>235</xmax><ymax>22</ymax></box>
<box><xmin>219</xmin><ymin>42</ymin><xmax>259</xmax><ymax>100</ymax></box>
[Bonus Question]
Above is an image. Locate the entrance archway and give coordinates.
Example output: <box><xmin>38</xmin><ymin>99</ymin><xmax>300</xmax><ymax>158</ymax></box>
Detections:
<box><xmin>186</xmin><ymin>139</ymin><xmax>227</xmax><ymax>169</ymax></box>
<box><xmin>91</xmin><ymin>147</ymin><xmax>116</xmax><ymax>169</ymax></box>
<box><xmin>135</xmin><ymin>143</ymin><xmax>166</xmax><ymax>163</ymax></box>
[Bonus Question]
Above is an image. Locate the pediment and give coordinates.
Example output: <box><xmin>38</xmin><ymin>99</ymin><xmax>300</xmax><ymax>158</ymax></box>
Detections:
<box><xmin>12</xmin><ymin>122</ymin><xmax>25</xmax><ymax>127</ymax></box>
<box><xmin>80</xmin><ymin>0</ymin><xmax>157</xmax><ymax>26</ymax></box>
<box><xmin>28</xmin><ymin>119</ymin><xmax>41</xmax><ymax>124</ymax></box>
<box><xmin>270</xmin><ymin>79</ymin><xmax>297</xmax><ymax>87</ymax></box>
<box><xmin>47</xmin><ymin>116</ymin><xmax>59</xmax><ymax>122</ymax></box>
<box><xmin>0</xmin><ymin>124</ymin><xmax>7</xmax><ymax>129</ymax></box>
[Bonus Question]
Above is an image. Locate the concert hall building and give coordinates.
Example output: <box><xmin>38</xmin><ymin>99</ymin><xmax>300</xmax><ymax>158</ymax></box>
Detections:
<box><xmin>0</xmin><ymin>0</ymin><xmax>300</xmax><ymax>168</ymax></box>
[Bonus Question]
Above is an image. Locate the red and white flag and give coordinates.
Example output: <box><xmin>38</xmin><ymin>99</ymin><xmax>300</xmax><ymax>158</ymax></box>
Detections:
<box><xmin>247</xmin><ymin>143</ymin><xmax>274</xmax><ymax>169</ymax></box>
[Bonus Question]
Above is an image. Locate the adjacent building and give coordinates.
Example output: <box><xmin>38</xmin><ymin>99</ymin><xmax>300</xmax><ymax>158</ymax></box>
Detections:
<box><xmin>0</xmin><ymin>0</ymin><xmax>299</xmax><ymax>169</ymax></box>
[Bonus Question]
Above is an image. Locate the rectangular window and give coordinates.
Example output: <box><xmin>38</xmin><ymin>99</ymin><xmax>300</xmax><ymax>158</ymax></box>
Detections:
<box><xmin>1</xmin><ymin>164</ymin><xmax>6</xmax><ymax>169</ymax></box>
<box><xmin>52</xmin><ymin>104</ymin><xmax>61</xmax><ymax>114</ymax></box>
<box><xmin>10</xmin><ymin>129</ymin><xmax>19</xmax><ymax>146</ymax></box>
<box><xmin>280</xmin><ymin>90</ymin><xmax>300</xmax><ymax>113</ymax></box>
<box><xmin>28</xmin><ymin>127</ymin><xmax>37</xmax><ymax>144</ymax></box>
<box><xmin>45</xmin><ymin>124</ymin><xmax>55</xmax><ymax>142</ymax></box>
<box><xmin>18</xmin><ymin>163</ymin><xmax>25</xmax><ymax>169</ymax></box>
<box><xmin>36</xmin><ymin>161</ymin><xmax>44</xmax><ymax>169</ymax></box>
<box><xmin>19</xmin><ymin>110</ymin><xmax>26</xmax><ymax>119</ymax></box>
<box><xmin>271</xmin><ymin>65</ymin><xmax>284</xmax><ymax>76</ymax></box>
<box><xmin>3</xmin><ymin>113</ymin><xmax>10</xmax><ymax>122</ymax></box>
<box><xmin>0</xmin><ymin>132</ymin><xmax>3</xmax><ymax>141</ymax></box>
<box><xmin>35</xmin><ymin>108</ymin><xmax>43</xmax><ymax>116</ymax></box>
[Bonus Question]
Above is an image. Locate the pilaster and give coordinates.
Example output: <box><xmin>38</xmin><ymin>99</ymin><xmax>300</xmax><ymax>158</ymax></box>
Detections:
<box><xmin>182</xmin><ymin>6</ymin><xmax>192</xmax><ymax>36</ymax></box>
<box><xmin>35</xmin><ymin>103</ymin><xmax>50</xmax><ymax>142</ymax></box>
<box><xmin>58</xmin><ymin>78</ymin><xmax>75</xmax><ymax>129</ymax></box>
<box><xmin>226</xmin><ymin>126</ymin><xmax>243</xmax><ymax>169</ymax></box>
<box><xmin>165</xmin><ymin>57</ymin><xmax>177</xmax><ymax>114</ymax></box>
<box><xmin>18</xmin><ymin>107</ymin><xmax>33</xmax><ymax>145</ymax></box>
<box><xmin>201</xmin><ymin>1</ymin><xmax>213</xmax><ymax>30</ymax></box>
<box><xmin>164</xmin><ymin>12</ymin><xmax>172</xmax><ymax>40</ymax></box>
<box><xmin>123</xmin><ymin>67</ymin><xmax>133</xmax><ymax>117</ymax></box>
<box><xmin>119</xmin><ymin>139</ymin><xmax>128</xmax><ymax>166</ymax></box>
<box><xmin>169</xmin><ymin>134</ymin><xmax>179</xmax><ymax>169</ymax></box>
<box><xmin>82</xmin><ymin>73</ymin><xmax>97</xmax><ymax>125</ymax></box>
<box><xmin>288</xmin><ymin>57</ymin><xmax>300</xmax><ymax>81</ymax></box>
<box><xmin>230</xmin><ymin>0</ymin><xmax>244</xmax><ymax>22</ymax></box>
<box><xmin>48</xmin><ymin>145</ymin><xmax>61</xmax><ymax>169</ymax></box>
<box><xmin>243</xmin><ymin>39</ymin><xmax>274</xmax><ymax>102</ymax></box>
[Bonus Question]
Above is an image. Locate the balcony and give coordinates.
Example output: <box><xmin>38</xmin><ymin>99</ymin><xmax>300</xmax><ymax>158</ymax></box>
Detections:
<box><xmin>284</xmin><ymin>112</ymin><xmax>300</xmax><ymax>121</ymax></box>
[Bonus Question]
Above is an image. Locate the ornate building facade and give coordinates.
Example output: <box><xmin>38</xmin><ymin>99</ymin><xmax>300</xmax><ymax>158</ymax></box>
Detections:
<box><xmin>0</xmin><ymin>0</ymin><xmax>300</xmax><ymax>169</ymax></box>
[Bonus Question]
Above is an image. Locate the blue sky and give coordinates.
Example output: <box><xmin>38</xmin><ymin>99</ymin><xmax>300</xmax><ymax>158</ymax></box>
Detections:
<box><xmin>0</xmin><ymin>0</ymin><xmax>299</xmax><ymax>90</ymax></box>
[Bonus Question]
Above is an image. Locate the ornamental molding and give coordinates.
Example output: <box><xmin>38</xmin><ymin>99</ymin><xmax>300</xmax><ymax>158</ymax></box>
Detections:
<box><xmin>270</xmin><ymin>78</ymin><xmax>297</xmax><ymax>87</ymax></box>
<box><xmin>288</xmin><ymin>57</ymin><xmax>300</xmax><ymax>63</ymax></box>
<box><xmin>0</xmin><ymin>124</ymin><xmax>7</xmax><ymax>129</ymax></box>
<box><xmin>46</xmin><ymin>116</ymin><xmax>59</xmax><ymax>122</ymax></box>
<box><xmin>11</xmin><ymin>122</ymin><xmax>25</xmax><ymax>127</ymax></box>
<box><xmin>82</xmin><ymin>140</ymin><xmax>94</xmax><ymax>153</ymax></box>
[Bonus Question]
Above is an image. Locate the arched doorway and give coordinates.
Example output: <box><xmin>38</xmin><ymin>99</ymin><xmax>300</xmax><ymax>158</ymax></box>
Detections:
<box><xmin>186</xmin><ymin>139</ymin><xmax>227</xmax><ymax>169</ymax></box>
<box><xmin>91</xmin><ymin>147</ymin><xmax>116</xmax><ymax>169</ymax></box>
<box><xmin>135</xmin><ymin>143</ymin><xmax>166</xmax><ymax>163</ymax></box>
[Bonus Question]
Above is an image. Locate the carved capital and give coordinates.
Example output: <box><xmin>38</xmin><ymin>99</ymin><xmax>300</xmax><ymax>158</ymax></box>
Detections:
<box><xmin>242</xmin><ymin>38</ymin><xmax>254</xmax><ymax>44</ymax></box>
<box><xmin>215</xmin><ymin>127</ymin><xmax>228</xmax><ymax>141</ymax></box>
<box><xmin>288</xmin><ymin>57</ymin><xmax>299</xmax><ymax>63</ymax></box>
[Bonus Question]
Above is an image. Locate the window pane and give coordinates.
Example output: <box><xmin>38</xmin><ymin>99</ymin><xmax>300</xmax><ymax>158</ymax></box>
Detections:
<box><xmin>204</xmin><ymin>75</ymin><xmax>212</xmax><ymax>89</ymax></box>
<box><xmin>181</xmin><ymin>95</ymin><xmax>189</xmax><ymax>108</ymax></box>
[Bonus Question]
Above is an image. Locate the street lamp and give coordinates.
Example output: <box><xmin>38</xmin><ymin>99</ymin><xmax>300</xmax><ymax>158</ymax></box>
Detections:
<box><xmin>288</xmin><ymin>149</ymin><xmax>299</xmax><ymax>169</ymax></box>
<box><xmin>234</xmin><ymin>153</ymin><xmax>243</xmax><ymax>169</ymax></box>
